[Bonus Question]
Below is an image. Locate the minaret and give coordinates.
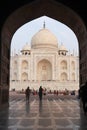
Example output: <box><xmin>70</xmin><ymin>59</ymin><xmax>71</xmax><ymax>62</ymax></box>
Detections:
<box><xmin>68</xmin><ymin>49</ymin><xmax>70</xmax><ymax>55</ymax></box>
<box><xmin>73</xmin><ymin>49</ymin><xmax>75</xmax><ymax>56</ymax></box>
<box><xmin>14</xmin><ymin>48</ymin><xmax>16</xmax><ymax>56</ymax></box>
<box><xmin>43</xmin><ymin>21</ymin><xmax>46</xmax><ymax>29</ymax></box>
<box><xmin>18</xmin><ymin>49</ymin><xmax>20</xmax><ymax>55</ymax></box>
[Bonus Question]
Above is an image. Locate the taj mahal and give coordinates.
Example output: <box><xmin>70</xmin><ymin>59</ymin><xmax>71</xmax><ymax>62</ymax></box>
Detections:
<box><xmin>10</xmin><ymin>23</ymin><xmax>79</xmax><ymax>92</ymax></box>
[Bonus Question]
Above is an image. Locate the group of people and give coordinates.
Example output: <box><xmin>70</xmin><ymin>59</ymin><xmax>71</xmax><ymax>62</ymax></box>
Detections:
<box><xmin>79</xmin><ymin>82</ymin><xmax>87</xmax><ymax>115</ymax></box>
<box><xmin>25</xmin><ymin>83</ymin><xmax>87</xmax><ymax>115</ymax></box>
<box><xmin>25</xmin><ymin>86</ymin><xmax>43</xmax><ymax>102</ymax></box>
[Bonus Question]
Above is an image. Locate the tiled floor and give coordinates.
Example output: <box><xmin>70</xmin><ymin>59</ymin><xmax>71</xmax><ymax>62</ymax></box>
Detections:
<box><xmin>0</xmin><ymin>92</ymin><xmax>87</xmax><ymax>130</ymax></box>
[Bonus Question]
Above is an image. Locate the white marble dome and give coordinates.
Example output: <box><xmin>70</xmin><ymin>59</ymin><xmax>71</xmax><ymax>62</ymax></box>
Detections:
<box><xmin>31</xmin><ymin>28</ymin><xmax>58</xmax><ymax>49</ymax></box>
<box><xmin>22</xmin><ymin>43</ymin><xmax>31</xmax><ymax>51</ymax></box>
<box><xmin>59</xmin><ymin>44</ymin><xmax>68</xmax><ymax>52</ymax></box>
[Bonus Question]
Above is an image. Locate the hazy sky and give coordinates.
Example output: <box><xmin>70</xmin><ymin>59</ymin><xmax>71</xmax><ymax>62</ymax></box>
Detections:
<box><xmin>11</xmin><ymin>16</ymin><xmax>79</xmax><ymax>55</ymax></box>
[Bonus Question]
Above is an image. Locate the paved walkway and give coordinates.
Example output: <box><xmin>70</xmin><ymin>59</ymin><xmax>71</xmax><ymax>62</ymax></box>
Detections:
<box><xmin>0</xmin><ymin>92</ymin><xmax>87</xmax><ymax>130</ymax></box>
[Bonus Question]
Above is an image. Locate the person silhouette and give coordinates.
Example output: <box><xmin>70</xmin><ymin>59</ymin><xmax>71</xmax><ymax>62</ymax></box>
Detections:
<box><xmin>25</xmin><ymin>86</ymin><xmax>31</xmax><ymax>102</ymax></box>
<box><xmin>39</xmin><ymin>86</ymin><xmax>43</xmax><ymax>101</ymax></box>
<box><xmin>79</xmin><ymin>82</ymin><xmax>87</xmax><ymax>115</ymax></box>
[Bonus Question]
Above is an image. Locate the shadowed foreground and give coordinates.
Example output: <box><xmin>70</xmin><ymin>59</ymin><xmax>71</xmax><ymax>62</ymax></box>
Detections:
<box><xmin>0</xmin><ymin>92</ymin><xmax>87</xmax><ymax>130</ymax></box>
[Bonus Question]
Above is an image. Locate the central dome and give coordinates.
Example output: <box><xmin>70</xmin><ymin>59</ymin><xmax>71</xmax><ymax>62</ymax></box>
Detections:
<box><xmin>31</xmin><ymin>28</ymin><xmax>58</xmax><ymax>49</ymax></box>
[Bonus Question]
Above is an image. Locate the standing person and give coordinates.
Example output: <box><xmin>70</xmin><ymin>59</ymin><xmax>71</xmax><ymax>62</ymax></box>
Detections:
<box><xmin>25</xmin><ymin>86</ymin><xmax>31</xmax><ymax>102</ymax></box>
<box><xmin>79</xmin><ymin>82</ymin><xmax>87</xmax><ymax>115</ymax></box>
<box><xmin>39</xmin><ymin>86</ymin><xmax>43</xmax><ymax>101</ymax></box>
<box><xmin>57</xmin><ymin>90</ymin><xmax>59</xmax><ymax>96</ymax></box>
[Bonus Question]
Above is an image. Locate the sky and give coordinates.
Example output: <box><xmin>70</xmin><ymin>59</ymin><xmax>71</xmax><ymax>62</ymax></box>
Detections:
<box><xmin>11</xmin><ymin>16</ymin><xmax>79</xmax><ymax>55</ymax></box>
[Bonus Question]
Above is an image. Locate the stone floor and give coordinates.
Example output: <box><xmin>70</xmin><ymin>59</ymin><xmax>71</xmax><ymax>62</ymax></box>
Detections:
<box><xmin>0</xmin><ymin>92</ymin><xmax>87</xmax><ymax>130</ymax></box>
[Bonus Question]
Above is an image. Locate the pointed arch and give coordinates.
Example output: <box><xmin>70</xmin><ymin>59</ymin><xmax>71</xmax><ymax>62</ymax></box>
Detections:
<box><xmin>71</xmin><ymin>61</ymin><xmax>75</xmax><ymax>70</ymax></box>
<box><xmin>37</xmin><ymin>59</ymin><xmax>52</xmax><ymax>81</ymax></box>
<box><xmin>72</xmin><ymin>73</ymin><xmax>75</xmax><ymax>80</ymax></box>
<box><xmin>61</xmin><ymin>72</ymin><xmax>67</xmax><ymax>81</ymax></box>
<box><xmin>22</xmin><ymin>60</ymin><xmax>28</xmax><ymax>69</ymax></box>
<box><xmin>21</xmin><ymin>72</ymin><xmax>28</xmax><ymax>81</ymax></box>
<box><xmin>60</xmin><ymin>60</ymin><xmax>67</xmax><ymax>70</ymax></box>
<box><xmin>0</xmin><ymin>0</ymin><xmax>87</xmax><ymax>107</ymax></box>
<box><xmin>14</xmin><ymin>60</ymin><xmax>17</xmax><ymax>69</ymax></box>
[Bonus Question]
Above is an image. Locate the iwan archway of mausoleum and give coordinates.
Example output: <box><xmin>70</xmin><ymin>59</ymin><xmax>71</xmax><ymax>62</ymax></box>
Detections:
<box><xmin>0</xmin><ymin>0</ymin><xmax>87</xmax><ymax>108</ymax></box>
<box><xmin>37</xmin><ymin>59</ymin><xmax>52</xmax><ymax>81</ymax></box>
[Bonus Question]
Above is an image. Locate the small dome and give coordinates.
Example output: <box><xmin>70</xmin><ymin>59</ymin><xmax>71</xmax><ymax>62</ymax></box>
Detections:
<box><xmin>21</xmin><ymin>43</ymin><xmax>31</xmax><ymax>51</ymax></box>
<box><xmin>59</xmin><ymin>44</ymin><xmax>68</xmax><ymax>52</ymax></box>
<box><xmin>31</xmin><ymin>28</ymin><xmax>58</xmax><ymax>49</ymax></box>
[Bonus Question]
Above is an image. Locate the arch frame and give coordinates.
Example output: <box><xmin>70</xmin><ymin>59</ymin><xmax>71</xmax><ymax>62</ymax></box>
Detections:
<box><xmin>0</xmin><ymin>0</ymin><xmax>87</xmax><ymax>108</ymax></box>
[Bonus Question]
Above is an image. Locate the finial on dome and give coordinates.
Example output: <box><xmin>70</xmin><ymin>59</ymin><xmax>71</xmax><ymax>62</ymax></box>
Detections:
<box><xmin>43</xmin><ymin>21</ymin><xmax>46</xmax><ymax>29</ymax></box>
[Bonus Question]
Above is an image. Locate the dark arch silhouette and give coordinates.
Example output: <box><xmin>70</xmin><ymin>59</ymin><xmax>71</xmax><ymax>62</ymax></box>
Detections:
<box><xmin>0</xmin><ymin>0</ymin><xmax>87</xmax><ymax>108</ymax></box>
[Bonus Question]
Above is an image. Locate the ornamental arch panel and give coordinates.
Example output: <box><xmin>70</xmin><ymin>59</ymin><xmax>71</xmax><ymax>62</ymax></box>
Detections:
<box><xmin>14</xmin><ymin>72</ymin><xmax>17</xmax><ymax>80</ymax></box>
<box><xmin>61</xmin><ymin>72</ymin><xmax>67</xmax><ymax>81</ymax></box>
<box><xmin>22</xmin><ymin>60</ymin><xmax>28</xmax><ymax>69</ymax></box>
<box><xmin>72</xmin><ymin>73</ymin><xmax>75</xmax><ymax>81</ymax></box>
<box><xmin>37</xmin><ymin>59</ymin><xmax>52</xmax><ymax>81</ymax></box>
<box><xmin>21</xmin><ymin>72</ymin><xmax>28</xmax><ymax>81</ymax></box>
<box><xmin>60</xmin><ymin>60</ymin><xmax>67</xmax><ymax>70</ymax></box>
<box><xmin>71</xmin><ymin>61</ymin><xmax>75</xmax><ymax>70</ymax></box>
<box><xmin>14</xmin><ymin>61</ymin><xmax>17</xmax><ymax>69</ymax></box>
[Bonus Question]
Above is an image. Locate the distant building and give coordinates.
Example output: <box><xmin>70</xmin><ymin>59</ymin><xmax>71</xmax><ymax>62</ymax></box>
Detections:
<box><xmin>10</xmin><ymin>24</ymin><xmax>79</xmax><ymax>91</ymax></box>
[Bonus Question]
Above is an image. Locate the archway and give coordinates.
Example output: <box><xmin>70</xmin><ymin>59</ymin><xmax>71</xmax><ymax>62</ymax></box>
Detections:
<box><xmin>0</xmin><ymin>0</ymin><xmax>87</xmax><ymax>108</ymax></box>
<box><xmin>37</xmin><ymin>59</ymin><xmax>52</xmax><ymax>81</ymax></box>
